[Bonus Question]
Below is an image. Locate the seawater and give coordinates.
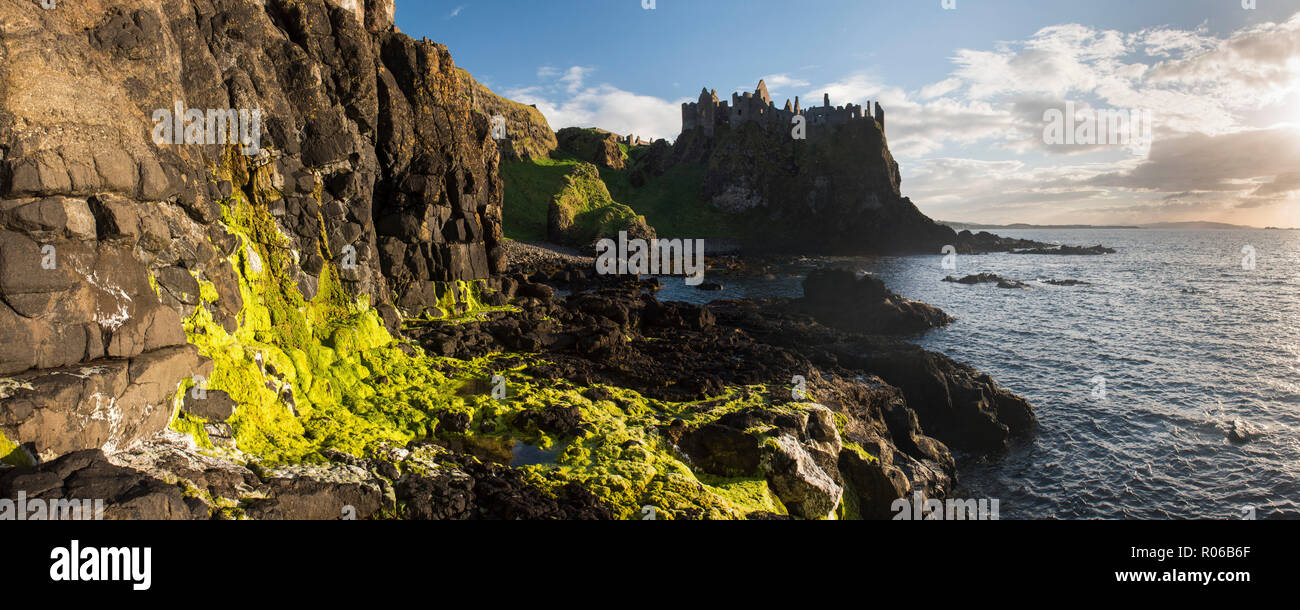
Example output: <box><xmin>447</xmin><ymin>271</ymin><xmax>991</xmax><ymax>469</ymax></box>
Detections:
<box><xmin>655</xmin><ymin>229</ymin><xmax>1300</xmax><ymax>519</ymax></box>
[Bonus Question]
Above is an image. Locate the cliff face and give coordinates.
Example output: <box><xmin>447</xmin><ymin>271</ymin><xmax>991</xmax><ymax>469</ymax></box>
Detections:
<box><xmin>457</xmin><ymin>68</ymin><xmax>557</xmax><ymax>162</ymax></box>
<box><xmin>0</xmin><ymin>0</ymin><xmax>503</xmax><ymax>460</ymax></box>
<box><xmin>673</xmin><ymin>88</ymin><xmax>955</xmax><ymax>254</ymax></box>
<box><xmin>0</xmin><ymin>3</ymin><xmax>1036</xmax><ymax>519</ymax></box>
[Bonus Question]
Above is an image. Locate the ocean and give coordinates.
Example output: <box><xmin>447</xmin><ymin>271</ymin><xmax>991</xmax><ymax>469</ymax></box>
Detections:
<box><xmin>657</xmin><ymin>229</ymin><xmax>1300</xmax><ymax>519</ymax></box>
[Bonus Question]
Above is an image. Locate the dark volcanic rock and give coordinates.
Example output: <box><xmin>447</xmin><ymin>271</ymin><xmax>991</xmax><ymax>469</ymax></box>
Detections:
<box><xmin>424</xmin><ymin>451</ymin><xmax>614</xmax><ymax>520</ymax></box>
<box><xmin>674</xmin><ymin>113</ymin><xmax>954</xmax><ymax>254</ymax></box>
<box><xmin>841</xmin><ymin>343</ymin><xmax>1036</xmax><ymax>454</ymax></box>
<box><xmin>0</xmin><ymin>0</ymin><xmax>506</xmax><ymax>457</ymax></box>
<box><xmin>243</xmin><ymin>467</ymin><xmax>386</xmax><ymax>521</ymax></box>
<box><xmin>952</xmin><ymin>230</ymin><xmax>1047</xmax><ymax>254</ymax></box>
<box><xmin>516</xmin><ymin>404</ymin><xmax>585</xmax><ymax>437</ymax></box>
<box><xmin>943</xmin><ymin>273</ymin><xmax>1029</xmax><ymax>289</ymax></box>
<box><xmin>1014</xmin><ymin>245</ymin><xmax>1116</xmax><ymax>255</ymax></box>
<box><xmin>801</xmin><ymin>268</ymin><xmax>953</xmax><ymax>335</ymax></box>
<box><xmin>628</xmin><ymin>139</ymin><xmax>672</xmax><ymax>187</ymax></box>
<box><xmin>1227</xmin><ymin>419</ymin><xmax>1257</xmax><ymax>444</ymax></box>
<box><xmin>0</xmin><ymin>450</ymin><xmax>190</xmax><ymax>520</ymax></box>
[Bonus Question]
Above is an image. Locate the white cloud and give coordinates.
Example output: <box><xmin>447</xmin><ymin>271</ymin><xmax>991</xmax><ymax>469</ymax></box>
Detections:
<box><xmin>506</xmin><ymin>67</ymin><xmax>685</xmax><ymax>141</ymax></box>
<box><xmin>739</xmin><ymin>74</ymin><xmax>811</xmax><ymax>102</ymax></box>
<box><xmin>919</xmin><ymin>78</ymin><xmax>962</xmax><ymax>100</ymax></box>
<box><xmin>448</xmin><ymin>5</ymin><xmax>463</xmax><ymax>19</ymax></box>
<box><xmin>889</xmin><ymin>11</ymin><xmax>1300</xmax><ymax>225</ymax></box>
<box><xmin>501</xmin><ymin>12</ymin><xmax>1300</xmax><ymax>226</ymax></box>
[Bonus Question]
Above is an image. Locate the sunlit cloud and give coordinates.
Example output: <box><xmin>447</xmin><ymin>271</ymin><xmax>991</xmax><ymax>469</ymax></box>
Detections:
<box><xmin>504</xmin><ymin>12</ymin><xmax>1300</xmax><ymax>226</ymax></box>
<box><xmin>507</xmin><ymin>66</ymin><xmax>685</xmax><ymax>142</ymax></box>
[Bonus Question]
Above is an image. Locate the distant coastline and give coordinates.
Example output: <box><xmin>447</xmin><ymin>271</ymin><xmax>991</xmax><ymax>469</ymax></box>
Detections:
<box><xmin>940</xmin><ymin>220</ymin><xmax>1298</xmax><ymax>231</ymax></box>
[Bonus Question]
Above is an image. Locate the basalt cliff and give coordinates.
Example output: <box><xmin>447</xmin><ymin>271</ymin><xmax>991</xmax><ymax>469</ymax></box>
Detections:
<box><xmin>0</xmin><ymin>0</ymin><xmax>1035</xmax><ymax>520</ymax></box>
<box><xmin>667</xmin><ymin>81</ymin><xmax>956</xmax><ymax>254</ymax></box>
<box><xmin>1</xmin><ymin>0</ymin><xmax>502</xmax><ymax>454</ymax></box>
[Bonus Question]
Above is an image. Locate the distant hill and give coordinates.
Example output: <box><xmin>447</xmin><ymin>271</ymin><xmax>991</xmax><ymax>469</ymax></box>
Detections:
<box><xmin>940</xmin><ymin>221</ymin><xmax>1140</xmax><ymax>230</ymax></box>
<box><xmin>1138</xmin><ymin>221</ymin><xmax>1259</xmax><ymax>230</ymax></box>
<box><xmin>941</xmin><ymin>220</ymin><xmax>1280</xmax><ymax>231</ymax></box>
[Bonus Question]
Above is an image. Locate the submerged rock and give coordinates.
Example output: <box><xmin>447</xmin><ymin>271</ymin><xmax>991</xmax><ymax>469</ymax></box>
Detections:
<box><xmin>943</xmin><ymin>274</ymin><xmax>1029</xmax><ymax>289</ymax></box>
<box><xmin>1227</xmin><ymin>419</ymin><xmax>1257</xmax><ymax>444</ymax></box>
<box><xmin>944</xmin><ymin>273</ymin><xmax>998</xmax><ymax>285</ymax></box>
<box><xmin>952</xmin><ymin>230</ymin><xmax>1049</xmax><ymax>253</ymax></box>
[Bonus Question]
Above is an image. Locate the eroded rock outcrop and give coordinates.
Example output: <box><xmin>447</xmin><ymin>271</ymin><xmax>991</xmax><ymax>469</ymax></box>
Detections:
<box><xmin>0</xmin><ymin>1</ymin><xmax>1038</xmax><ymax>519</ymax></box>
<box><xmin>555</xmin><ymin>127</ymin><xmax>626</xmax><ymax>170</ymax></box>
<box><xmin>458</xmin><ymin>69</ymin><xmax>557</xmax><ymax>162</ymax></box>
<box><xmin>0</xmin><ymin>0</ymin><xmax>504</xmax><ymax>460</ymax></box>
<box><xmin>670</xmin><ymin>84</ymin><xmax>954</xmax><ymax>254</ymax></box>
<box><xmin>801</xmin><ymin>268</ymin><xmax>953</xmax><ymax>335</ymax></box>
<box><xmin>546</xmin><ymin>163</ymin><xmax>654</xmax><ymax>248</ymax></box>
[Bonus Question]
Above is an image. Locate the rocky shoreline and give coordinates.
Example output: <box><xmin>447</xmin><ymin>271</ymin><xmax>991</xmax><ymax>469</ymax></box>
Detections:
<box><xmin>0</xmin><ymin>0</ymin><xmax>1092</xmax><ymax>520</ymax></box>
<box><xmin>2</xmin><ymin>243</ymin><xmax>1036</xmax><ymax>519</ymax></box>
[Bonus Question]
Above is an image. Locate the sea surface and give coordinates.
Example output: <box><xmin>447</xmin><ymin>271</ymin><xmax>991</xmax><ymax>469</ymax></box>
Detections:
<box><xmin>656</xmin><ymin>229</ymin><xmax>1300</xmax><ymax>519</ymax></box>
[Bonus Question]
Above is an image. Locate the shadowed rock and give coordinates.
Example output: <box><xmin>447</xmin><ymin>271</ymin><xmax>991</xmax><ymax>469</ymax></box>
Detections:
<box><xmin>802</xmin><ymin>268</ymin><xmax>953</xmax><ymax>334</ymax></box>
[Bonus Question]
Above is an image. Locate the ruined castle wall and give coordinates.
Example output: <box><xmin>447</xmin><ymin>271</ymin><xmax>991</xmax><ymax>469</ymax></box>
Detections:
<box><xmin>681</xmin><ymin>83</ymin><xmax>884</xmax><ymax>140</ymax></box>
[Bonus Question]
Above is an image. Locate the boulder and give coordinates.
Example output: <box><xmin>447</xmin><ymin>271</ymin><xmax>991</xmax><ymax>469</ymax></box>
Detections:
<box><xmin>0</xmin><ymin>345</ymin><xmax>207</xmax><ymax>460</ymax></box>
<box><xmin>243</xmin><ymin>464</ymin><xmax>387</xmax><ymax>520</ymax></box>
<box><xmin>0</xmin><ymin>450</ymin><xmax>191</xmax><ymax>520</ymax></box>
<box><xmin>762</xmin><ymin>434</ymin><xmax>843</xmax><ymax>520</ymax></box>
<box><xmin>181</xmin><ymin>389</ymin><xmax>236</xmax><ymax>423</ymax></box>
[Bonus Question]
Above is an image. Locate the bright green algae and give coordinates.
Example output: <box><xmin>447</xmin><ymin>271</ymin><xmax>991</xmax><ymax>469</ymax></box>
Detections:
<box><xmin>168</xmin><ymin>150</ymin><xmax>796</xmax><ymax>519</ymax></box>
<box><xmin>177</xmin><ymin>152</ymin><xmax>459</xmax><ymax>463</ymax></box>
<box><xmin>0</xmin><ymin>429</ymin><xmax>32</xmax><ymax>467</ymax></box>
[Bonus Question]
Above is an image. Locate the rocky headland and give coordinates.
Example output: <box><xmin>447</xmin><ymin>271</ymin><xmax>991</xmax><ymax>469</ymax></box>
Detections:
<box><xmin>1</xmin><ymin>0</ymin><xmax>1056</xmax><ymax>519</ymax></box>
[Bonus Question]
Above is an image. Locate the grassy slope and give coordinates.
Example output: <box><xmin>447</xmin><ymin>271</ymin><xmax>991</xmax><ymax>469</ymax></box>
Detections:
<box><xmin>552</xmin><ymin>163</ymin><xmax>647</xmax><ymax>244</ymax></box>
<box><xmin>501</xmin><ymin>147</ymin><xmax>739</xmax><ymax>242</ymax></box>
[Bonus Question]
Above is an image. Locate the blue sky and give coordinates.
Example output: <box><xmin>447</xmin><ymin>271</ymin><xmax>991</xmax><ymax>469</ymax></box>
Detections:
<box><xmin>397</xmin><ymin>1</ymin><xmax>1300</xmax><ymax>227</ymax></box>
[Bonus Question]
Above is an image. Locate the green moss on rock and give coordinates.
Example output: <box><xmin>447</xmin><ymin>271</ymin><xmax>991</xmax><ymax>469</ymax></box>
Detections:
<box><xmin>547</xmin><ymin>163</ymin><xmax>653</xmax><ymax>246</ymax></box>
<box><xmin>168</xmin><ymin>148</ymin><xmax>832</xmax><ymax>519</ymax></box>
<box><xmin>0</xmin><ymin>429</ymin><xmax>33</xmax><ymax>467</ymax></box>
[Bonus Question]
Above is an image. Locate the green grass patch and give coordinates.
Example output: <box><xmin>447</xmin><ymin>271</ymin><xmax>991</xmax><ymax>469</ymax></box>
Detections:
<box><xmin>502</xmin><ymin>152</ymin><xmax>740</xmax><ymax>242</ymax></box>
<box><xmin>600</xmin><ymin>163</ymin><xmax>738</xmax><ymax>238</ymax></box>
<box><xmin>550</xmin><ymin>163</ymin><xmax>648</xmax><ymax>245</ymax></box>
<box><xmin>501</xmin><ymin>155</ymin><xmax>581</xmax><ymax>242</ymax></box>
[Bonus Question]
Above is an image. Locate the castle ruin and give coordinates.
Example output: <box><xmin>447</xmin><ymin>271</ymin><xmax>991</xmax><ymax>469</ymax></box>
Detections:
<box><xmin>617</xmin><ymin>134</ymin><xmax>657</xmax><ymax>147</ymax></box>
<box><xmin>681</xmin><ymin>80</ymin><xmax>884</xmax><ymax>139</ymax></box>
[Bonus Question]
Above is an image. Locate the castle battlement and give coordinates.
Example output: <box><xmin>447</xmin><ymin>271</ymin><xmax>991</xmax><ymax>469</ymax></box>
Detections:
<box><xmin>616</xmin><ymin>133</ymin><xmax>657</xmax><ymax>147</ymax></box>
<box><xmin>682</xmin><ymin>80</ymin><xmax>884</xmax><ymax>139</ymax></box>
